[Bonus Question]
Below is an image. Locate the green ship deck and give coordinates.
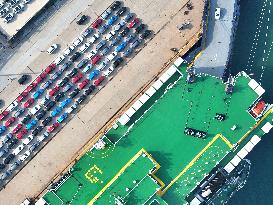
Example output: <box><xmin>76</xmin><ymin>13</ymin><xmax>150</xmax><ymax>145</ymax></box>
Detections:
<box><xmin>42</xmin><ymin>64</ymin><xmax>273</xmax><ymax>205</ymax></box>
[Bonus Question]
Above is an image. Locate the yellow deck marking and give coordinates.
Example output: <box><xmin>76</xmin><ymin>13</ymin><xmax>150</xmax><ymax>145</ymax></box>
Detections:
<box><xmin>219</xmin><ymin>134</ymin><xmax>233</xmax><ymax>149</ymax></box>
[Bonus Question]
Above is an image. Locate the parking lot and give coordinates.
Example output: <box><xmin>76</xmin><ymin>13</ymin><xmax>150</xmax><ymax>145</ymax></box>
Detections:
<box><xmin>0</xmin><ymin>0</ymin><xmax>204</xmax><ymax>204</ymax></box>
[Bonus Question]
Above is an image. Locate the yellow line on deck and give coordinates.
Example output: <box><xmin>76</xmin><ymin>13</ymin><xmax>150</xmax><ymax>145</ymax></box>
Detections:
<box><xmin>219</xmin><ymin>134</ymin><xmax>233</xmax><ymax>149</ymax></box>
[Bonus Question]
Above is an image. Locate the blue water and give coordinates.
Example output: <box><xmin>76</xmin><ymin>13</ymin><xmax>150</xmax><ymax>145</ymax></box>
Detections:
<box><xmin>228</xmin><ymin>0</ymin><xmax>273</xmax><ymax>204</ymax></box>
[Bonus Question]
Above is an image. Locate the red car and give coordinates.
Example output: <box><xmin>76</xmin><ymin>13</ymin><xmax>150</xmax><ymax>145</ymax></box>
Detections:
<box><xmin>91</xmin><ymin>18</ymin><xmax>103</xmax><ymax>28</ymax></box>
<box><xmin>48</xmin><ymin>122</ymin><xmax>59</xmax><ymax>133</ymax></box>
<box><xmin>26</xmin><ymin>82</ymin><xmax>37</xmax><ymax>92</ymax></box>
<box><xmin>45</xmin><ymin>64</ymin><xmax>56</xmax><ymax>74</ymax></box>
<box><xmin>16</xmin><ymin>128</ymin><xmax>28</xmax><ymax>139</ymax></box>
<box><xmin>79</xmin><ymin>79</ymin><xmax>89</xmax><ymax>90</ymax></box>
<box><xmin>94</xmin><ymin>76</ymin><xmax>105</xmax><ymax>87</ymax></box>
<box><xmin>91</xmin><ymin>55</ymin><xmax>101</xmax><ymax>65</ymax></box>
<box><xmin>17</xmin><ymin>91</ymin><xmax>28</xmax><ymax>102</ymax></box>
<box><xmin>12</xmin><ymin>124</ymin><xmax>23</xmax><ymax>134</ymax></box>
<box><xmin>5</xmin><ymin>117</ymin><xmax>16</xmax><ymax>127</ymax></box>
<box><xmin>36</xmin><ymin>72</ymin><xmax>47</xmax><ymax>84</ymax></box>
<box><xmin>49</xmin><ymin>86</ymin><xmax>60</xmax><ymax>97</ymax></box>
<box><xmin>24</xmin><ymin>98</ymin><xmax>34</xmax><ymax>108</ymax></box>
<box><xmin>0</xmin><ymin>111</ymin><xmax>9</xmax><ymax>121</ymax></box>
<box><xmin>128</xmin><ymin>18</ymin><xmax>139</xmax><ymax>28</ymax></box>
<box><xmin>72</xmin><ymin>73</ymin><xmax>83</xmax><ymax>83</ymax></box>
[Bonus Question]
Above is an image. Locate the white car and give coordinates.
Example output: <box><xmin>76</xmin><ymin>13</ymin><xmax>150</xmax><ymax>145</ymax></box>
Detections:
<box><xmin>104</xmin><ymin>66</ymin><xmax>114</xmax><ymax>76</ymax></box>
<box><xmin>79</xmin><ymin>42</ymin><xmax>91</xmax><ymax>53</ymax></box>
<box><xmin>83</xmin><ymin>64</ymin><xmax>93</xmax><ymax>73</ymax></box>
<box><xmin>0</xmin><ymin>2</ymin><xmax>4</xmax><ymax>9</ymax></box>
<box><xmin>54</xmin><ymin>55</ymin><xmax>65</xmax><ymax>65</ymax></box>
<box><xmin>67</xmin><ymin>103</ymin><xmax>77</xmax><ymax>114</ymax></box>
<box><xmin>107</xmin><ymin>51</ymin><xmax>118</xmax><ymax>61</ymax></box>
<box><xmin>215</xmin><ymin>8</ymin><xmax>221</xmax><ymax>20</ymax></box>
<box><xmin>105</xmin><ymin>31</ymin><xmax>115</xmax><ymax>40</ymax></box>
<box><xmin>88</xmin><ymin>33</ymin><xmax>100</xmax><ymax>44</ymax></box>
<box><xmin>19</xmin><ymin>150</ymin><xmax>31</xmax><ymax>163</ymax></box>
<box><xmin>47</xmin><ymin>44</ymin><xmax>58</xmax><ymax>54</ymax></box>
<box><xmin>13</xmin><ymin>144</ymin><xmax>24</xmax><ymax>156</ymax></box>
<box><xmin>72</xmin><ymin>36</ymin><xmax>84</xmax><ymax>47</ymax></box>
<box><xmin>22</xmin><ymin>135</ymin><xmax>34</xmax><ymax>145</ymax></box>
<box><xmin>97</xmin><ymin>59</ymin><xmax>109</xmax><ymax>71</ymax></box>
<box><xmin>63</xmin><ymin>45</ymin><xmax>75</xmax><ymax>56</ymax></box>
<box><xmin>7</xmin><ymin>101</ymin><xmax>19</xmax><ymax>112</ymax></box>
<box><xmin>86</xmin><ymin>49</ymin><xmax>98</xmax><ymax>60</ymax></box>
<box><xmin>38</xmin><ymin>132</ymin><xmax>49</xmax><ymax>142</ymax></box>
<box><xmin>30</xmin><ymin>105</ymin><xmax>41</xmax><ymax>115</ymax></box>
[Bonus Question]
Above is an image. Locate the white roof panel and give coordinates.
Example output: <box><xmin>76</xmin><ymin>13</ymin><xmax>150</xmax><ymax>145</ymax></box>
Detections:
<box><xmin>230</xmin><ymin>155</ymin><xmax>241</xmax><ymax>166</ymax></box>
<box><xmin>244</xmin><ymin>141</ymin><xmax>254</xmax><ymax>152</ymax></box>
<box><xmin>189</xmin><ymin>197</ymin><xmax>201</xmax><ymax>205</ymax></box>
<box><xmin>132</xmin><ymin>100</ymin><xmax>143</xmax><ymax>111</ymax></box>
<box><xmin>251</xmin><ymin>135</ymin><xmax>261</xmax><ymax>145</ymax></box>
<box><xmin>152</xmin><ymin>80</ymin><xmax>163</xmax><ymax>90</ymax></box>
<box><xmin>35</xmin><ymin>198</ymin><xmax>47</xmax><ymax>205</ymax></box>
<box><xmin>125</xmin><ymin>107</ymin><xmax>136</xmax><ymax>117</ymax></box>
<box><xmin>166</xmin><ymin>65</ymin><xmax>177</xmax><ymax>76</ymax></box>
<box><xmin>248</xmin><ymin>79</ymin><xmax>259</xmax><ymax>90</ymax></box>
<box><xmin>261</xmin><ymin>122</ymin><xmax>273</xmax><ymax>133</ymax></box>
<box><xmin>139</xmin><ymin>93</ymin><xmax>150</xmax><ymax>104</ymax></box>
<box><xmin>118</xmin><ymin>114</ymin><xmax>130</xmax><ymax>126</ymax></box>
<box><xmin>254</xmin><ymin>85</ymin><xmax>265</xmax><ymax>96</ymax></box>
<box><xmin>237</xmin><ymin>148</ymin><xmax>248</xmax><ymax>159</ymax></box>
<box><xmin>224</xmin><ymin>162</ymin><xmax>235</xmax><ymax>173</ymax></box>
<box><xmin>159</xmin><ymin>73</ymin><xmax>171</xmax><ymax>83</ymax></box>
<box><xmin>174</xmin><ymin>57</ymin><xmax>184</xmax><ymax>67</ymax></box>
<box><xmin>145</xmin><ymin>86</ymin><xmax>156</xmax><ymax>97</ymax></box>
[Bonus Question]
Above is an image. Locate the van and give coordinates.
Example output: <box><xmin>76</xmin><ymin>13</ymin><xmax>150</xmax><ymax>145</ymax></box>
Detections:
<box><xmin>30</xmin><ymin>105</ymin><xmax>41</xmax><ymax>115</ymax></box>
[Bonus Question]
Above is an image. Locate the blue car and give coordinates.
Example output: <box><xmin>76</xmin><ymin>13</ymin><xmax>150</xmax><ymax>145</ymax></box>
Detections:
<box><xmin>51</xmin><ymin>106</ymin><xmax>63</xmax><ymax>117</ymax></box>
<box><xmin>26</xmin><ymin>120</ymin><xmax>38</xmax><ymax>130</ymax></box>
<box><xmin>60</xmin><ymin>98</ymin><xmax>72</xmax><ymax>109</ymax></box>
<box><xmin>110</xmin><ymin>36</ymin><xmax>122</xmax><ymax>47</ymax></box>
<box><xmin>88</xmin><ymin>70</ymin><xmax>100</xmax><ymax>80</ymax></box>
<box><xmin>33</xmin><ymin>88</ymin><xmax>44</xmax><ymax>99</ymax></box>
<box><xmin>57</xmin><ymin>112</ymin><xmax>68</xmax><ymax>123</ymax></box>
<box><xmin>0</xmin><ymin>126</ymin><xmax>6</xmax><ymax>134</ymax></box>
<box><xmin>107</xmin><ymin>15</ymin><xmax>118</xmax><ymax>26</ymax></box>
<box><xmin>115</xmin><ymin>42</ymin><xmax>127</xmax><ymax>52</ymax></box>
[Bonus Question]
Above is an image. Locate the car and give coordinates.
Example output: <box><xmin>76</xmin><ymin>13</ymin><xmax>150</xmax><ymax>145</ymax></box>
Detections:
<box><xmin>0</xmin><ymin>163</ymin><xmax>5</xmax><ymax>172</ymax></box>
<box><xmin>135</xmin><ymin>24</ymin><xmax>145</xmax><ymax>33</ymax></box>
<box><xmin>51</xmin><ymin>70</ymin><xmax>63</xmax><ymax>81</ymax></box>
<box><xmin>48</xmin><ymin>122</ymin><xmax>59</xmax><ymax>133</ymax></box>
<box><xmin>0</xmin><ymin>7</ymin><xmax>9</xmax><ymax>18</ymax></box>
<box><xmin>76</xmin><ymin>14</ymin><xmax>88</xmax><ymax>25</ymax></box>
<box><xmin>132</xmin><ymin>38</ymin><xmax>142</xmax><ymax>49</ymax></box>
<box><xmin>29</xmin><ymin>141</ymin><xmax>40</xmax><ymax>152</ymax></box>
<box><xmin>7</xmin><ymin>101</ymin><xmax>19</xmax><ymax>112</ymax></box>
<box><xmin>4</xmin><ymin>154</ymin><xmax>15</xmax><ymax>164</ymax></box>
<box><xmin>79</xmin><ymin>43</ymin><xmax>91</xmax><ymax>53</ymax></box>
<box><xmin>60</xmin><ymin>98</ymin><xmax>72</xmax><ymax>109</ymax></box>
<box><xmin>106</xmin><ymin>31</ymin><xmax>116</xmax><ymax>40</ymax></box>
<box><xmin>22</xmin><ymin>135</ymin><xmax>34</xmax><ymax>145</ymax></box>
<box><xmin>12</xmin><ymin>124</ymin><xmax>22</xmax><ymax>134</ymax></box>
<box><xmin>83</xmin><ymin>64</ymin><xmax>93</xmax><ymax>73</ymax></box>
<box><xmin>86</xmin><ymin>50</ymin><xmax>98</xmax><ymax>60</ymax></box>
<box><xmin>38</xmin><ymin>132</ymin><xmax>49</xmax><ymax>142</ymax></box>
<box><xmin>60</xmin><ymin>62</ymin><xmax>73</xmax><ymax>72</ymax></box>
<box><xmin>63</xmin><ymin>83</ymin><xmax>73</xmax><ymax>92</ymax></box>
<box><xmin>55</xmin><ymin>92</ymin><xmax>65</xmax><ymax>102</ymax></box>
<box><xmin>8</xmin><ymin>0</ymin><xmax>19</xmax><ymax>7</ymax></box>
<box><xmin>45</xmin><ymin>64</ymin><xmax>56</xmax><ymax>74</ymax></box>
<box><xmin>14</xmin><ymin>108</ymin><xmax>25</xmax><ymax>118</ymax></box>
<box><xmin>49</xmin><ymin>86</ymin><xmax>60</xmax><ymax>97</ymax></box>
<box><xmin>106</xmin><ymin>15</ymin><xmax>118</xmax><ymax>26</ymax></box>
<box><xmin>110</xmin><ymin>1</ymin><xmax>121</xmax><ymax>11</ymax></box>
<box><xmin>123</xmin><ymin>47</ymin><xmax>133</xmax><ymax>57</ymax></box>
<box><xmin>97</xmin><ymin>60</ymin><xmax>109</xmax><ymax>71</ymax></box>
<box><xmin>2</xmin><ymin>133</ymin><xmax>12</xmax><ymax>144</ymax></box>
<box><xmin>104</xmin><ymin>66</ymin><xmax>114</xmax><ymax>76</ymax></box>
<box><xmin>45</xmin><ymin>101</ymin><xmax>56</xmax><ymax>111</ymax></box>
<box><xmin>69</xmin><ymin>88</ymin><xmax>80</xmax><ymax>99</ymax></box>
<box><xmin>13</xmin><ymin>144</ymin><xmax>24</xmax><ymax>156</ymax></box>
<box><xmin>54</xmin><ymin>55</ymin><xmax>66</xmax><ymax>65</ymax></box>
<box><xmin>17</xmin><ymin>91</ymin><xmax>28</xmax><ymax>102</ymax></box>
<box><xmin>26</xmin><ymin>82</ymin><xmax>38</xmax><ymax>92</ymax></box>
<box><xmin>4</xmin><ymin>13</ymin><xmax>14</xmax><ymax>23</ymax></box>
<box><xmin>113</xmin><ymin>57</ymin><xmax>124</xmax><ymax>68</ymax></box>
<box><xmin>0</xmin><ymin>110</ymin><xmax>9</xmax><ymax>121</ymax></box>
<box><xmin>16</xmin><ymin>128</ymin><xmax>27</xmax><ymax>139</ymax></box>
<box><xmin>21</xmin><ymin>115</ymin><xmax>31</xmax><ymax>125</ymax></box>
<box><xmin>81</xmin><ymin>27</ymin><xmax>93</xmax><ymax>37</ymax></box>
<box><xmin>9</xmin><ymin>161</ymin><xmax>20</xmax><ymax>172</ymax></box>
<box><xmin>126</xmin><ymin>33</ymin><xmax>136</xmax><ymax>43</ymax></box>
<box><xmin>13</xmin><ymin>3</ymin><xmax>24</xmax><ymax>14</ymax></box>
<box><xmin>91</xmin><ymin>54</ymin><xmax>101</xmax><ymax>65</ymax></box>
<box><xmin>19</xmin><ymin>150</ymin><xmax>31</xmax><ymax>162</ymax></box>
<box><xmin>92</xmin><ymin>18</ymin><xmax>103</xmax><ymax>28</ymax></box>
<box><xmin>128</xmin><ymin>18</ymin><xmax>139</xmax><ymax>28</ymax></box>
<box><xmin>141</xmin><ymin>30</ymin><xmax>152</xmax><ymax>39</ymax></box>
<box><xmin>107</xmin><ymin>52</ymin><xmax>118</xmax><ymax>62</ymax></box>
<box><xmin>67</xmin><ymin>68</ymin><xmax>79</xmax><ymax>78</ymax></box>
<box><xmin>18</xmin><ymin>75</ymin><xmax>29</xmax><ymax>85</ymax></box>
<box><xmin>58</xmin><ymin>77</ymin><xmax>69</xmax><ymax>87</ymax></box>
<box><xmin>96</xmin><ymin>40</ymin><xmax>106</xmax><ymax>51</ymax></box>
<box><xmin>0</xmin><ymin>126</ymin><xmax>6</xmax><ymax>134</ymax></box>
<box><xmin>42</xmin><ymin>79</ymin><xmax>53</xmax><ymax>89</ymax></box>
<box><xmin>24</xmin><ymin>98</ymin><xmax>34</xmax><ymax>108</ymax></box>
<box><xmin>24</xmin><ymin>0</ymin><xmax>32</xmax><ymax>3</ymax></box>
<box><xmin>36</xmin><ymin>109</ymin><xmax>46</xmax><ymax>120</ymax></box>
<box><xmin>67</xmin><ymin>103</ymin><xmax>77</xmax><ymax>114</ymax></box>
<box><xmin>77</xmin><ymin>59</ymin><xmax>88</xmax><ymax>69</ymax></box>
<box><xmin>70</xmin><ymin>52</ymin><xmax>81</xmax><ymax>62</ymax></box>
<box><xmin>124</xmin><ymin>12</ymin><xmax>133</xmax><ymax>22</ymax></box>
<box><xmin>84</xmin><ymin>85</ymin><xmax>95</xmax><ymax>95</ymax></box>
<box><xmin>101</xmin><ymin>8</ymin><xmax>112</xmax><ymax>20</ymax></box>
<box><xmin>73</xmin><ymin>36</ymin><xmax>84</xmax><ymax>47</ymax></box>
<box><xmin>110</xmin><ymin>36</ymin><xmax>122</xmax><ymax>47</ymax></box>
<box><xmin>79</xmin><ymin>79</ymin><xmax>89</xmax><ymax>90</ymax></box>
<box><xmin>115</xmin><ymin>42</ymin><xmax>127</xmax><ymax>52</ymax></box>
<box><xmin>36</xmin><ymin>72</ymin><xmax>47</xmax><ymax>84</ymax></box>
<box><xmin>7</xmin><ymin>138</ymin><xmax>18</xmax><ymax>149</ymax></box>
<box><xmin>98</xmin><ymin>24</ymin><xmax>109</xmax><ymax>34</ymax></box>
<box><xmin>57</xmin><ymin>113</ymin><xmax>68</xmax><ymax>123</ymax></box>
<box><xmin>117</xmin><ymin>7</ymin><xmax>127</xmax><ymax>16</ymax></box>
<box><xmin>88</xmin><ymin>33</ymin><xmax>100</xmax><ymax>44</ymax></box>
<box><xmin>51</xmin><ymin>106</ymin><xmax>63</xmax><ymax>117</ymax></box>
<box><xmin>94</xmin><ymin>76</ymin><xmax>105</xmax><ymax>87</ymax></box>
<box><xmin>33</xmin><ymin>88</ymin><xmax>44</xmax><ymax>99</ymax></box>
<box><xmin>76</xmin><ymin>95</ymin><xmax>87</xmax><ymax>104</ymax></box>
<box><xmin>5</xmin><ymin>117</ymin><xmax>16</xmax><ymax>127</ymax></box>
<box><xmin>72</xmin><ymin>73</ymin><xmax>83</xmax><ymax>83</ymax></box>
<box><xmin>42</xmin><ymin>117</ymin><xmax>52</xmax><ymax>126</ymax></box>
<box><xmin>30</xmin><ymin>105</ymin><xmax>41</xmax><ymax>115</ymax></box>
<box><xmin>101</xmin><ymin>46</ymin><xmax>110</xmax><ymax>56</ymax></box>
<box><xmin>32</xmin><ymin>126</ymin><xmax>43</xmax><ymax>136</ymax></box>
<box><xmin>120</xmin><ymin>27</ymin><xmax>130</xmax><ymax>37</ymax></box>
<box><xmin>63</xmin><ymin>45</ymin><xmax>75</xmax><ymax>56</ymax></box>
<box><xmin>114</xmin><ymin>20</ymin><xmax>126</xmax><ymax>32</ymax></box>
<box><xmin>215</xmin><ymin>8</ymin><xmax>221</xmax><ymax>20</ymax></box>
<box><xmin>26</xmin><ymin>120</ymin><xmax>37</xmax><ymax>130</ymax></box>
<box><xmin>47</xmin><ymin>44</ymin><xmax>58</xmax><ymax>54</ymax></box>
<box><xmin>88</xmin><ymin>69</ymin><xmax>100</xmax><ymax>80</ymax></box>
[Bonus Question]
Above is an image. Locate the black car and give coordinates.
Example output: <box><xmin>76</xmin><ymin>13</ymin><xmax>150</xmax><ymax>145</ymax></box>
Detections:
<box><xmin>113</xmin><ymin>57</ymin><xmax>124</xmax><ymax>68</ymax></box>
<box><xmin>132</xmin><ymin>38</ymin><xmax>142</xmax><ymax>49</ymax></box>
<box><xmin>141</xmin><ymin>30</ymin><xmax>152</xmax><ymax>39</ymax></box>
<box><xmin>18</xmin><ymin>75</ymin><xmax>29</xmax><ymax>85</ymax></box>
<box><xmin>55</xmin><ymin>92</ymin><xmax>65</xmax><ymax>102</ymax></box>
<box><xmin>32</xmin><ymin>126</ymin><xmax>43</xmax><ymax>136</ymax></box>
<box><xmin>84</xmin><ymin>85</ymin><xmax>95</xmax><ymax>95</ymax></box>
<box><xmin>76</xmin><ymin>15</ymin><xmax>88</xmax><ymax>25</ymax></box>
<box><xmin>4</xmin><ymin>154</ymin><xmax>15</xmax><ymax>164</ymax></box>
<box><xmin>120</xmin><ymin>27</ymin><xmax>130</xmax><ymax>37</ymax></box>
<box><xmin>70</xmin><ymin>52</ymin><xmax>81</xmax><ymax>62</ymax></box>
<box><xmin>0</xmin><ymin>163</ymin><xmax>5</xmax><ymax>171</ymax></box>
<box><xmin>58</xmin><ymin>77</ymin><xmax>69</xmax><ymax>87</ymax></box>
<box><xmin>110</xmin><ymin>1</ymin><xmax>121</xmax><ymax>10</ymax></box>
<box><xmin>69</xmin><ymin>88</ymin><xmax>80</xmax><ymax>99</ymax></box>
<box><xmin>77</xmin><ymin>94</ymin><xmax>87</xmax><ymax>104</ymax></box>
<box><xmin>36</xmin><ymin>109</ymin><xmax>46</xmax><ymax>120</ymax></box>
<box><xmin>45</xmin><ymin>101</ymin><xmax>55</xmax><ymax>111</ymax></box>
<box><xmin>42</xmin><ymin>117</ymin><xmax>52</xmax><ymax>126</ymax></box>
<box><xmin>135</xmin><ymin>24</ymin><xmax>145</xmax><ymax>34</ymax></box>
<box><xmin>2</xmin><ymin>133</ymin><xmax>12</xmax><ymax>144</ymax></box>
<box><xmin>21</xmin><ymin>114</ymin><xmax>32</xmax><ymax>124</ymax></box>
<box><xmin>117</xmin><ymin>7</ymin><xmax>127</xmax><ymax>16</ymax></box>
<box><xmin>67</xmin><ymin>68</ymin><xmax>78</xmax><ymax>78</ymax></box>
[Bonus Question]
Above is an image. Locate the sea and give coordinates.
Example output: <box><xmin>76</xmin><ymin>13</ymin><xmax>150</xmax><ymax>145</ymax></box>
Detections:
<box><xmin>227</xmin><ymin>0</ymin><xmax>273</xmax><ymax>204</ymax></box>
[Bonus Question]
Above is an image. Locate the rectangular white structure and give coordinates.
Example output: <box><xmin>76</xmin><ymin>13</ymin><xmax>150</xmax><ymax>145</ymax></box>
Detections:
<box><xmin>132</xmin><ymin>100</ymin><xmax>143</xmax><ymax>111</ymax></box>
<box><xmin>159</xmin><ymin>73</ymin><xmax>171</xmax><ymax>83</ymax></box>
<box><xmin>125</xmin><ymin>107</ymin><xmax>136</xmax><ymax>118</ymax></box>
<box><xmin>224</xmin><ymin>162</ymin><xmax>235</xmax><ymax>173</ymax></box>
<box><xmin>35</xmin><ymin>198</ymin><xmax>47</xmax><ymax>205</ymax></box>
<box><xmin>174</xmin><ymin>57</ymin><xmax>184</xmax><ymax>67</ymax></box>
<box><xmin>248</xmin><ymin>79</ymin><xmax>259</xmax><ymax>90</ymax></box>
<box><xmin>237</xmin><ymin>148</ymin><xmax>248</xmax><ymax>159</ymax></box>
<box><xmin>166</xmin><ymin>65</ymin><xmax>177</xmax><ymax>76</ymax></box>
<box><xmin>261</xmin><ymin>122</ymin><xmax>273</xmax><ymax>133</ymax></box>
<box><xmin>244</xmin><ymin>141</ymin><xmax>254</xmax><ymax>152</ymax></box>
<box><xmin>189</xmin><ymin>197</ymin><xmax>201</xmax><ymax>205</ymax></box>
<box><xmin>152</xmin><ymin>80</ymin><xmax>163</xmax><ymax>90</ymax></box>
<box><xmin>254</xmin><ymin>85</ymin><xmax>265</xmax><ymax>96</ymax></box>
<box><xmin>145</xmin><ymin>87</ymin><xmax>156</xmax><ymax>97</ymax></box>
<box><xmin>118</xmin><ymin>114</ymin><xmax>130</xmax><ymax>126</ymax></box>
<box><xmin>139</xmin><ymin>93</ymin><xmax>150</xmax><ymax>104</ymax></box>
<box><xmin>251</xmin><ymin>135</ymin><xmax>261</xmax><ymax>145</ymax></box>
<box><xmin>230</xmin><ymin>155</ymin><xmax>241</xmax><ymax>166</ymax></box>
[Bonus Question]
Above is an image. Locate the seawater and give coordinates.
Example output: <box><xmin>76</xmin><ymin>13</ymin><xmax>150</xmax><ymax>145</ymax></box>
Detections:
<box><xmin>228</xmin><ymin>0</ymin><xmax>273</xmax><ymax>204</ymax></box>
